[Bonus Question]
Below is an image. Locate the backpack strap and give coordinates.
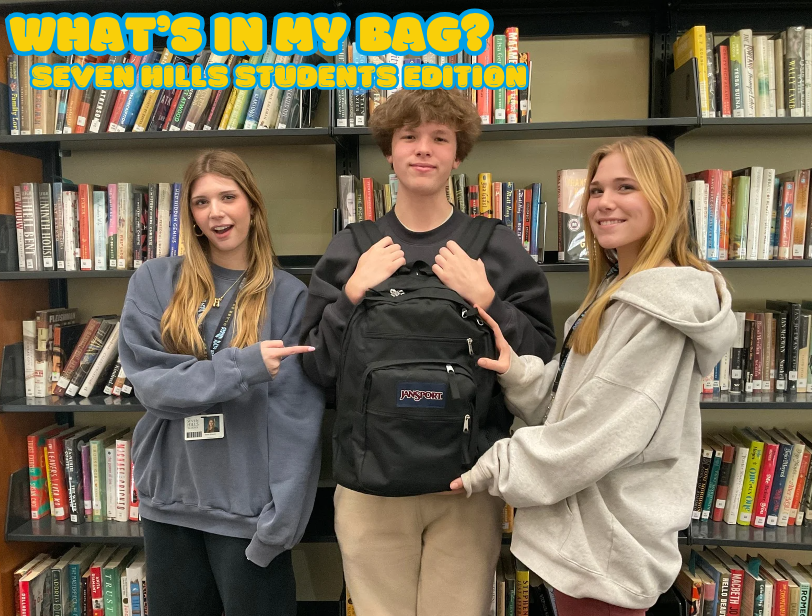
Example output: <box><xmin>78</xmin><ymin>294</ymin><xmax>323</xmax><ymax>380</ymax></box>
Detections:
<box><xmin>348</xmin><ymin>220</ymin><xmax>385</xmax><ymax>254</ymax></box>
<box><xmin>457</xmin><ymin>216</ymin><xmax>502</xmax><ymax>260</ymax></box>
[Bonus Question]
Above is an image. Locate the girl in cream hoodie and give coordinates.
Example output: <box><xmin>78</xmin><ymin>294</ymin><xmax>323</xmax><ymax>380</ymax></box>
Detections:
<box><xmin>451</xmin><ymin>137</ymin><xmax>737</xmax><ymax>614</ymax></box>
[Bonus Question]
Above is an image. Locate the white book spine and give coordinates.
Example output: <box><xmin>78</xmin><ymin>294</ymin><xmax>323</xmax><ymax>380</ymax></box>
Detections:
<box><xmin>63</xmin><ymin>192</ymin><xmax>77</xmax><ymax>272</ymax></box>
<box><xmin>77</xmin><ymin>324</ymin><xmax>119</xmax><ymax>397</ymax></box>
<box><xmin>720</xmin><ymin>349</ymin><xmax>731</xmax><ymax>391</ymax></box>
<box><xmin>768</xmin><ymin>39</ymin><xmax>777</xmax><ymax>117</ymax></box>
<box><xmin>746</xmin><ymin>166</ymin><xmax>763</xmax><ymax>260</ymax></box>
<box><xmin>121</xmin><ymin>572</ymin><xmax>131</xmax><ymax>616</ymax></box>
<box><xmin>758</xmin><ymin>169</ymin><xmax>776</xmax><ymax>260</ymax></box>
<box><xmin>115</xmin><ymin>438</ymin><xmax>131</xmax><ymax>522</ymax></box>
<box><xmin>93</xmin><ymin>191</ymin><xmax>107</xmax><ymax>270</ymax></box>
<box><xmin>740</xmin><ymin>29</ymin><xmax>756</xmax><ymax>117</ymax></box>
<box><xmin>723</xmin><ymin>446</ymin><xmax>749</xmax><ymax>524</ymax></box>
<box><xmin>806</xmin><ymin>30</ymin><xmax>812</xmax><ymax>117</ymax></box>
<box><xmin>22</xmin><ymin>320</ymin><xmax>36</xmax><ymax>397</ymax></box>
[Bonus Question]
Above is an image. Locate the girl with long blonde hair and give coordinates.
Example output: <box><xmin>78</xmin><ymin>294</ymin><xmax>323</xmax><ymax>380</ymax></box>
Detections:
<box><xmin>452</xmin><ymin>136</ymin><xmax>737</xmax><ymax>613</ymax></box>
<box><xmin>118</xmin><ymin>150</ymin><xmax>324</xmax><ymax>616</ymax></box>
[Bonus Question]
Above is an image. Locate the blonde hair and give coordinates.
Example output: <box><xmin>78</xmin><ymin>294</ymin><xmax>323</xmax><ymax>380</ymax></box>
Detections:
<box><xmin>161</xmin><ymin>150</ymin><xmax>278</xmax><ymax>358</ymax></box>
<box><xmin>570</xmin><ymin>136</ymin><xmax>708</xmax><ymax>355</ymax></box>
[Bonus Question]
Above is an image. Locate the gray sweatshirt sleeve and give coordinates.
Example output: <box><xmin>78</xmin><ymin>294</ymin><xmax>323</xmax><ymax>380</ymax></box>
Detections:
<box><xmin>246</xmin><ymin>281</ymin><xmax>326</xmax><ymax>567</ymax></box>
<box><xmin>118</xmin><ymin>264</ymin><xmax>273</xmax><ymax>420</ymax></box>
<box><xmin>462</xmin><ymin>314</ymin><xmax>686</xmax><ymax>507</ymax></box>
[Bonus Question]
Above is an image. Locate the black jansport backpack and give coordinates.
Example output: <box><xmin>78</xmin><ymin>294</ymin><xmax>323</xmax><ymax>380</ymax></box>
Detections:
<box><xmin>333</xmin><ymin>216</ymin><xmax>501</xmax><ymax>496</ymax></box>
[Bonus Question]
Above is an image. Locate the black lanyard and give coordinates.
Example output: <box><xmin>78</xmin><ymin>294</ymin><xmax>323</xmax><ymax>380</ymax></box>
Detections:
<box><xmin>197</xmin><ymin>282</ymin><xmax>243</xmax><ymax>359</ymax></box>
<box><xmin>542</xmin><ymin>263</ymin><xmax>619</xmax><ymax>423</ymax></box>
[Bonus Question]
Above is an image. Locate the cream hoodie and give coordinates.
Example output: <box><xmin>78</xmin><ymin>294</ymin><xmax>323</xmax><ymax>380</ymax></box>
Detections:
<box><xmin>461</xmin><ymin>266</ymin><xmax>737</xmax><ymax>609</ymax></box>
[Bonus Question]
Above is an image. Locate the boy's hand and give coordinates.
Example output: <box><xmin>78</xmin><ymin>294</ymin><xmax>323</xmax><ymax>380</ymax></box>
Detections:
<box><xmin>433</xmin><ymin>241</ymin><xmax>495</xmax><ymax>309</ymax></box>
<box><xmin>345</xmin><ymin>236</ymin><xmax>406</xmax><ymax>304</ymax></box>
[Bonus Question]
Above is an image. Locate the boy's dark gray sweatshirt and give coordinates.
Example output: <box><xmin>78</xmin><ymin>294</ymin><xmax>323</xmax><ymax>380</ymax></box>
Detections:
<box><xmin>300</xmin><ymin>208</ymin><xmax>556</xmax><ymax>445</ymax></box>
<box><xmin>118</xmin><ymin>256</ymin><xmax>325</xmax><ymax>567</ymax></box>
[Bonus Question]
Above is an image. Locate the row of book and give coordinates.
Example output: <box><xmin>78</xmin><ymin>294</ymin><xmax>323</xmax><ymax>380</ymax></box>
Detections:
<box><xmin>14</xmin><ymin>545</ymin><xmax>146</xmax><ymax>616</ymax></box>
<box><xmin>674</xmin><ymin>25</ymin><xmax>812</xmax><ymax>118</ymax></box>
<box><xmin>679</xmin><ymin>548</ymin><xmax>812</xmax><ymax>616</ymax></box>
<box><xmin>693</xmin><ymin>427</ymin><xmax>812</xmax><ymax>531</ymax></box>
<box><xmin>702</xmin><ymin>303</ymin><xmax>812</xmax><ymax>398</ymax></box>
<box><xmin>7</xmin><ymin>48</ymin><xmax>323</xmax><ymax>136</ymax></box>
<box><xmin>28</xmin><ymin>422</ymin><xmax>137</xmax><ymax>525</ymax></box>
<box><xmin>23</xmin><ymin>309</ymin><xmax>128</xmax><ymax>399</ymax></box>
<box><xmin>12</xmin><ymin>181</ymin><xmax>184</xmax><ymax>273</ymax></box>
<box><xmin>687</xmin><ymin>167</ymin><xmax>811</xmax><ymax>262</ymax></box>
<box><xmin>335</xmin><ymin>28</ymin><xmax>533</xmax><ymax>128</ymax></box>
<box><xmin>337</xmin><ymin>173</ymin><xmax>547</xmax><ymax>262</ymax></box>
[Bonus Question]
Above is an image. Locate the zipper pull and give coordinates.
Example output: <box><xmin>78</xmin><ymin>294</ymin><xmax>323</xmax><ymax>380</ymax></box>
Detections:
<box><xmin>467</xmin><ymin>338</ymin><xmax>474</xmax><ymax>355</ymax></box>
<box><xmin>463</xmin><ymin>414</ymin><xmax>470</xmax><ymax>434</ymax></box>
<box><xmin>446</xmin><ymin>364</ymin><xmax>454</xmax><ymax>374</ymax></box>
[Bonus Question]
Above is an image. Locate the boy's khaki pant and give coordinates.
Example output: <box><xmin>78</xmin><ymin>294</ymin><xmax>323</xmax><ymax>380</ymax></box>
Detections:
<box><xmin>334</xmin><ymin>485</ymin><xmax>504</xmax><ymax>616</ymax></box>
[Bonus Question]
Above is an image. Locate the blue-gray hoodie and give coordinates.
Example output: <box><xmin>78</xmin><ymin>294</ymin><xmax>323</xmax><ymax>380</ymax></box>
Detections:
<box><xmin>118</xmin><ymin>256</ymin><xmax>325</xmax><ymax>567</ymax></box>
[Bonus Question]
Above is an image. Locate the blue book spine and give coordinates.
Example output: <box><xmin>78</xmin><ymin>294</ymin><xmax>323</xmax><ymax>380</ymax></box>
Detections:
<box><xmin>8</xmin><ymin>54</ymin><xmax>19</xmax><ymax>135</ymax></box>
<box><xmin>528</xmin><ymin>183</ymin><xmax>541</xmax><ymax>262</ymax></box>
<box><xmin>766</xmin><ymin>442</ymin><xmax>793</xmax><ymax>526</ymax></box>
<box><xmin>243</xmin><ymin>88</ymin><xmax>267</xmax><ymax>130</ymax></box>
<box><xmin>67</xmin><ymin>562</ymin><xmax>80</xmax><ymax>616</ymax></box>
<box><xmin>169</xmin><ymin>182</ymin><xmax>181</xmax><ymax>256</ymax></box>
<box><xmin>503</xmin><ymin>182</ymin><xmax>514</xmax><ymax>230</ymax></box>
<box><xmin>131</xmin><ymin>580</ymin><xmax>142</xmax><ymax>616</ymax></box>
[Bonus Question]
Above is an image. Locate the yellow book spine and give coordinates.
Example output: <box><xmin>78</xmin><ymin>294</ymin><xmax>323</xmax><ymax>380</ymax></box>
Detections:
<box><xmin>514</xmin><ymin>559</ymin><xmax>530</xmax><ymax>616</ymax></box>
<box><xmin>219</xmin><ymin>86</ymin><xmax>241</xmax><ymax>130</ymax></box>
<box><xmin>673</xmin><ymin>26</ymin><xmax>709</xmax><ymax>116</ymax></box>
<box><xmin>133</xmin><ymin>48</ymin><xmax>174</xmax><ymax>132</ymax></box>
<box><xmin>737</xmin><ymin>440</ymin><xmax>764</xmax><ymax>525</ymax></box>
<box><xmin>478</xmin><ymin>172</ymin><xmax>492</xmax><ymax>217</ymax></box>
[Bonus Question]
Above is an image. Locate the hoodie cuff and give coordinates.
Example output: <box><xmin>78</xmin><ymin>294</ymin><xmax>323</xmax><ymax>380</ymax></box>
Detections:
<box><xmin>461</xmin><ymin>458</ymin><xmax>495</xmax><ymax>497</ymax></box>
<box><xmin>497</xmin><ymin>348</ymin><xmax>529</xmax><ymax>390</ymax></box>
<box><xmin>235</xmin><ymin>343</ymin><xmax>273</xmax><ymax>388</ymax></box>
<box><xmin>245</xmin><ymin>535</ymin><xmax>285</xmax><ymax>568</ymax></box>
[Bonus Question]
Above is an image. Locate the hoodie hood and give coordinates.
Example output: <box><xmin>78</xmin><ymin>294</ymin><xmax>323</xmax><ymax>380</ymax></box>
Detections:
<box><xmin>611</xmin><ymin>266</ymin><xmax>737</xmax><ymax>376</ymax></box>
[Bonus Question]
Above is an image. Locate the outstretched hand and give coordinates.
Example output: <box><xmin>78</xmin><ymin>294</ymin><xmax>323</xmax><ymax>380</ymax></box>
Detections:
<box><xmin>261</xmin><ymin>340</ymin><xmax>315</xmax><ymax>378</ymax></box>
<box><xmin>474</xmin><ymin>304</ymin><xmax>513</xmax><ymax>375</ymax></box>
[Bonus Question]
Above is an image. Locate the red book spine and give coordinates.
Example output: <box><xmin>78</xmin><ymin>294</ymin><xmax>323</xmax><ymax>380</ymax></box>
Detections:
<box><xmin>712</xmin><ymin>444</ymin><xmax>737</xmax><ymax>521</ymax></box>
<box><xmin>468</xmin><ymin>185</ymin><xmax>479</xmax><ymax>217</ymax></box>
<box><xmin>753</xmin><ymin>314</ymin><xmax>764</xmax><ymax>392</ymax></box>
<box><xmin>720</xmin><ymin>170</ymin><xmax>732</xmax><ymax>260</ymax></box>
<box><xmin>78</xmin><ymin>184</ymin><xmax>91</xmax><ymax>271</ymax></box>
<box><xmin>778</xmin><ymin>181</ymin><xmax>796</xmax><ymax>260</ymax></box>
<box><xmin>363</xmin><ymin>178</ymin><xmax>375</xmax><ymax>221</ymax></box>
<box><xmin>107</xmin><ymin>54</ymin><xmax>146</xmax><ymax>132</ymax></box>
<box><xmin>46</xmin><ymin>436</ymin><xmax>70</xmax><ymax>520</ymax></box>
<box><xmin>476</xmin><ymin>36</ymin><xmax>494</xmax><ymax>124</ymax></box>
<box><xmin>19</xmin><ymin>578</ymin><xmax>32</xmax><ymax>616</ymax></box>
<box><xmin>129</xmin><ymin>459</ymin><xmax>140</xmax><ymax>520</ymax></box>
<box><xmin>752</xmin><ymin>441</ymin><xmax>779</xmax><ymax>528</ymax></box>
<box><xmin>163</xmin><ymin>89</ymin><xmax>185</xmax><ymax>131</ymax></box>
<box><xmin>720</xmin><ymin>44</ymin><xmax>732</xmax><ymax>117</ymax></box>
<box><xmin>91</xmin><ymin>565</ymin><xmax>104</xmax><ymax>616</ymax></box>
<box><xmin>789</xmin><ymin>450</ymin><xmax>811</xmax><ymax>524</ymax></box>
<box><xmin>727</xmin><ymin>566</ymin><xmax>744</xmax><ymax>616</ymax></box>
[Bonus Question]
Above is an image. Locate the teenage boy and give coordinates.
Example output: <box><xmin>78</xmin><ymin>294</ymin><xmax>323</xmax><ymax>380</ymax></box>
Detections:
<box><xmin>300</xmin><ymin>89</ymin><xmax>556</xmax><ymax>616</ymax></box>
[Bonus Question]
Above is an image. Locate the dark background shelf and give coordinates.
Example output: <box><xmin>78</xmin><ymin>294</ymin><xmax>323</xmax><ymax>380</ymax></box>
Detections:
<box><xmin>0</xmin><ymin>129</ymin><xmax>333</xmax><ymax>154</ymax></box>
<box><xmin>0</xmin><ymin>395</ymin><xmax>145</xmax><ymax>412</ymax></box>
<box><xmin>694</xmin><ymin>117</ymin><xmax>812</xmax><ymax>138</ymax></box>
<box><xmin>689</xmin><ymin>520</ymin><xmax>812</xmax><ymax>550</ymax></box>
<box><xmin>700</xmin><ymin>393</ymin><xmax>812</xmax><ymax>409</ymax></box>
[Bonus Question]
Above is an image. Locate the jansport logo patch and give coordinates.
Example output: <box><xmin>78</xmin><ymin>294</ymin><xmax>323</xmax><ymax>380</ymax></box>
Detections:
<box><xmin>397</xmin><ymin>382</ymin><xmax>447</xmax><ymax>408</ymax></box>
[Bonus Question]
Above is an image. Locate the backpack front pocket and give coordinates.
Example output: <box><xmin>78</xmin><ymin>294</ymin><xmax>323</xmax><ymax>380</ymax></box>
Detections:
<box><xmin>357</xmin><ymin>360</ymin><xmax>476</xmax><ymax>496</ymax></box>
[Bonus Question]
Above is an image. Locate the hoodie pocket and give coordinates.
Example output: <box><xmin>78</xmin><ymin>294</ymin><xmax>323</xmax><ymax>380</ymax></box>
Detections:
<box><xmin>557</xmin><ymin>494</ymin><xmax>615</xmax><ymax>576</ymax></box>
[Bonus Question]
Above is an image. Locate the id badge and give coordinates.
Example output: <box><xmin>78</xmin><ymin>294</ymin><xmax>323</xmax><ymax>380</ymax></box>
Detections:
<box><xmin>184</xmin><ymin>414</ymin><xmax>225</xmax><ymax>440</ymax></box>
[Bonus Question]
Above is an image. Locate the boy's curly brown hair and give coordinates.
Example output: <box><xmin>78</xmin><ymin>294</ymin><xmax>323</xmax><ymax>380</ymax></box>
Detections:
<box><xmin>368</xmin><ymin>89</ymin><xmax>482</xmax><ymax>162</ymax></box>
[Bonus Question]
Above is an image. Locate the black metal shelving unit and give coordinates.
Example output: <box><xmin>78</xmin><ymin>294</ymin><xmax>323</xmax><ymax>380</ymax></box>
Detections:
<box><xmin>1</xmin><ymin>4</ymin><xmax>812</xmax><ymax>613</ymax></box>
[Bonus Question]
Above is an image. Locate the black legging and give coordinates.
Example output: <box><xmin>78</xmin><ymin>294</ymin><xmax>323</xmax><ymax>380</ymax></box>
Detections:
<box><xmin>141</xmin><ymin>517</ymin><xmax>296</xmax><ymax>616</ymax></box>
